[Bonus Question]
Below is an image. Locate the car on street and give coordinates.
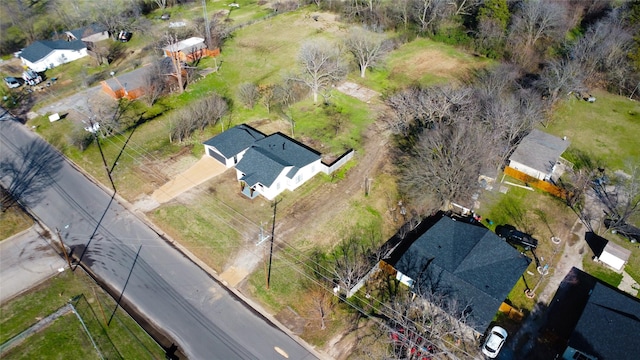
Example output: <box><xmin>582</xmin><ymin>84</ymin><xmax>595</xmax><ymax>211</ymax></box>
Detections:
<box><xmin>495</xmin><ymin>224</ymin><xmax>538</xmax><ymax>250</ymax></box>
<box><xmin>482</xmin><ymin>326</ymin><xmax>508</xmax><ymax>358</ymax></box>
<box><xmin>4</xmin><ymin>77</ymin><xmax>21</xmax><ymax>88</ymax></box>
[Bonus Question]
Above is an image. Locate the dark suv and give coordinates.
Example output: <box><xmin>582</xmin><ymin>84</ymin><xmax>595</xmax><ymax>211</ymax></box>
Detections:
<box><xmin>495</xmin><ymin>225</ymin><xmax>538</xmax><ymax>250</ymax></box>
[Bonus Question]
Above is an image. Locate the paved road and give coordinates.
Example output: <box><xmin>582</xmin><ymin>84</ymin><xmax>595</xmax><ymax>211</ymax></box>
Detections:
<box><xmin>0</xmin><ymin>226</ymin><xmax>67</xmax><ymax>304</ymax></box>
<box><xmin>0</xmin><ymin>116</ymin><xmax>318</xmax><ymax>360</ymax></box>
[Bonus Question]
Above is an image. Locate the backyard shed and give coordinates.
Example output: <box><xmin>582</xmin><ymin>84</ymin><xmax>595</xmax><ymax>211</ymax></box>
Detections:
<box><xmin>585</xmin><ymin>232</ymin><xmax>631</xmax><ymax>272</ymax></box>
<box><xmin>162</xmin><ymin>37</ymin><xmax>220</xmax><ymax>62</ymax></box>
<box><xmin>599</xmin><ymin>241</ymin><xmax>631</xmax><ymax>272</ymax></box>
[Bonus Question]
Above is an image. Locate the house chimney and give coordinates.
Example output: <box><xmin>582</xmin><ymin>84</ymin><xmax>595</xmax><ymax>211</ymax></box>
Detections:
<box><xmin>282</xmin><ymin>143</ymin><xmax>285</xmax><ymax>150</ymax></box>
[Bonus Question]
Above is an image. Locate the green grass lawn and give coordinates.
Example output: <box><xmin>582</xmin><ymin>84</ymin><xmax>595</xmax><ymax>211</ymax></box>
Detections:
<box><xmin>0</xmin><ymin>270</ymin><xmax>164</xmax><ymax>358</ymax></box>
<box><xmin>479</xmin><ymin>182</ymin><xmax>582</xmax><ymax>311</ymax></box>
<box><xmin>2</xmin><ymin>313</ymin><xmax>101</xmax><ymax>360</ymax></box>
<box><xmin>547</xmin><ymin>89</ymin><xmax>640</xmax><ymax>172</ymax></box>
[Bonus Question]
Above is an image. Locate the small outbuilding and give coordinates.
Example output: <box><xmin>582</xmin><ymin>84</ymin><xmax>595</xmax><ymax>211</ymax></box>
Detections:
<box><xmin>585</xmin><ymin>232</ymin><xmax>631</xmax><ymax>272</ymax></box>
<box><xmin>162</xmin><ymin>37</ymin><xmax>220</xmax><ymax>62</ymax></box>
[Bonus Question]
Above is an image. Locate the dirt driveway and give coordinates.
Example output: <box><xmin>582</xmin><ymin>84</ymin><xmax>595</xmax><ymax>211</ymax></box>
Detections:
<box><xmin>151</xmin><ymin>156</ymin><xmax>228</xmax><ymax>204</ymax></box>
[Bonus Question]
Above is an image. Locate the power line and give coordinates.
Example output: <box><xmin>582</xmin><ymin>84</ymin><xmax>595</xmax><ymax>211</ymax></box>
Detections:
<box><xmin>65</xmin><ymin>124</ymin><xmax>478</xmax><ymax>357</ymax></box>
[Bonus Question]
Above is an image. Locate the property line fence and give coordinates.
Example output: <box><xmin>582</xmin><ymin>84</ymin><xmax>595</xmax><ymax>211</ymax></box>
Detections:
<box><xmin>321</xmin><ymin>149</ymin><xmax>355</xmax><ymax>175</ymax></box>
<box><xmin>503</xmin><ymin>166</ymin><xmax>568</xmax><ymax>199</ymax></box>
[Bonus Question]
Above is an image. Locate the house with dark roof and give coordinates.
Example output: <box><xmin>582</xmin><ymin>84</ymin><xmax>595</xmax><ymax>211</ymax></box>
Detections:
<box><xmin>540</xmin><ymin>267</ymin><xmax>640</xmax><ymax>360</ymax></box>
<box><xmin>65</xmin><ymin>24</ymin><xmax>109</xmax><ymax>49</ymax></box>
<box><xmin>508</xmin><ymin>129</ymin><xmax>570</xmax><ymax>181</ymax></box>
<box><xmin>235</xmin><ymin>133</ymin><xmax>322</xmax><ymax>200</ymax></box>
<box><xmin>203</xmin><ymin>124</ymin><xmax>266</xmax><ymax>167</ymax></box>
<box><xmin>20</xmin><ymin>40</ymin><xmax>88</xmax><ymax>72</ymax></box>
<box><xmin>389</xmin><ymin>215</ymin><xmax>531</xmax><ymax>333</ymax></box>
<box><xmin>203</xmin><ymin>124</ymin><xmax>334</xmax><ymax>200</ymax></box>
<box><xmin>101</xmin><ymin>65</ymin><xmax>152</xmax><ymax>100</ymax></box>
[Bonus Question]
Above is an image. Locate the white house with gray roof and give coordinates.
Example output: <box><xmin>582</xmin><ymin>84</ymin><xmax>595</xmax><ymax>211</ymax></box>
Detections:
<box><xmin>20</xmin><ymin>40</ymin><xmax>88</xmax><ymax>72</ymax></box>
<box><xmin>508</xmin><ymin>129</ymin><xmax>570</xmax><ymax>181</ymax></box>
<box><xmin>202</xmin><ymin>124</ymin><xmax>266</xmax><ymax>168</ymax></box>
<box><xmin>203</xmin><ymin>125</ymin><xmax>325</xmax><ymax>200</ymax></box>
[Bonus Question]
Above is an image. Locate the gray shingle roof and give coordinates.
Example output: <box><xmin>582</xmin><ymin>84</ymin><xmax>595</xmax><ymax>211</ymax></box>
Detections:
<box><xmin>394</xmin><ymin>216</ymin><xmax>530</xmax><ymax>332</ymax></box>
<box><xmin>567</xmin><ymin>278</ymin><xmax>640</xmax><ymax>359</ymax></box>
<box><xmin>20</xmin><ymin>40</ymin><xmax>86</xmax><ymax>63</ymax></box>
<box><xmin>236</xmin><ymin>133</ymin><xmax>321</xmax><ymax>187</ymax></box>
<box><xmin>67</xmin><ymin>24</ymin><xmax>106</xmax><ymax>41</ymax></box>
<box><xmin>103</xmin><ymin>65</ymin><xmax>150</xmax><ymax>93</ymax></box>
<box><xmin>202</xmin><ymin>124</ymin><xmax>265</xmax><ymax>158</ymax></box>
<box><xmin>509</xmin><ymin>129</ymin><xmax>570</xmax><ymax>175</ymax></box>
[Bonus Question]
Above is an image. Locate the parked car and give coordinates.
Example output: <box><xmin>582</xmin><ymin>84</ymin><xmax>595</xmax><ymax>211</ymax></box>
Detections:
<box><xmin>495</xmin><ymin>225</ymin><xmax>538</xmax><ymax>250</ymax></box>
<box><xmin>604</xmin><ymin>218</ymin><xmax>640</xmax><ymax>242</ymax></box>
<box><xmin>4</xmin><ymin>77</ymin><xmax>21</xmax><ymax>88</ymax></box>
<box><xmin>482</xmin><ymin>326</ymin><xmax>507</xmax><ymax>358</ymax></box>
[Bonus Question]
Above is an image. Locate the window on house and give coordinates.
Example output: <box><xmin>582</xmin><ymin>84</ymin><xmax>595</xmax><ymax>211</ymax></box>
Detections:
<box><xmin>276</xmin><ymin>182</ymin><xmax>280</xmax><ymax>190</ymax></box>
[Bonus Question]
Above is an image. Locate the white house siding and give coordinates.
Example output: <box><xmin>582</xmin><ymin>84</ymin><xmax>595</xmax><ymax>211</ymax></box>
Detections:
<box><xmin>395</xmin><ymin>271</ymin><xmax>414</xmax><ymax>288</ymax></box>
<box><xmin>509</xmin><ymin>161</ymin><xmax>546</xmax><ymax>180</ymax></box>
<box><xmin>286</xmin><ymin>159</ymin><xmax>323</xmax><ymax>191</ymax></box>
<box><xmin>23</xmin><ymin>49</ymin><xmax>88</xmax><ymax>72</ymax></box>
<box><xmin>237</xmin><ymin>160</ymin><xmax>324</xmax><ymax>200</ymax></box>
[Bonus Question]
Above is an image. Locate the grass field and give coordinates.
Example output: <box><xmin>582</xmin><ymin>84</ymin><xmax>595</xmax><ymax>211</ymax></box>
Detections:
<box><xmin>0</xmin><ymin>270</ymin><xmax>164</xmax><ymax>359</ymax></box>
<box><xmin>0</xmin><ymin>202</ymin><xmax>32</xmax><ymax>241</ymax></box>
<box><xmin>359</xmin><ymin>37</ymin><xmax>491</xmax><ymax>94</ymax></box>
<box><xmin>547</xmin><ymin>89</ymin><xmax>640</xmax><ymax>172</ymax></box>
<box><xmin>3</xmin><ymin>313</ymin><xmax>101</xmax><ymax>360</ymax></box>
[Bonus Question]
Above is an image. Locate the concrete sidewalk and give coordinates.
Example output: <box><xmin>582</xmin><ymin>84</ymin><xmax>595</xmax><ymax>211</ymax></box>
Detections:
<box><xmin>0</xmin><ymin>226</ymin><xmax>66</xmax><ymax>304</ymax></box>
<box><xmin>151</xmin><ymin>156</ymin><xmax>227</xmax><ymax>203</ymax></box>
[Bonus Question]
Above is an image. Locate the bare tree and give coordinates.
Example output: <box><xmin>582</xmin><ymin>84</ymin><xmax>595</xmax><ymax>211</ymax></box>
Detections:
<box><xmin>344</xmin><ymin>27</ymin><xmax>391</xmax><ymax>78</ymax></box>
<box><xmin>411</xmin><ymin>0</ymin><xmax>451</xmax><ymax>35</ymax></box>
<box><xmin>508</xmin><ymin>0</ymin><xmax>567</xmax><ymax>66</ymax></box>
<box><xmin>596</xmin><ymin>161</ymin><xmax>640</xmax><ymax>230</ymax></box>
<box><xmin>259</xmin><ymin>84</ymin><xmax>277</xmax><ymax>114</ymax></box>
<box><xmin>87</xmin><ymin>98</ymin><xmax>135</xmax><ymax>137</ymax></box>
<box><xmin>237</xmin><ymin>83</ymin><xmax>260</xmax><ymax>109</ymax></box>
<box><xmin>142</xmin><ymin>61</ymin><xmax>169</xmax><ymax>106</ymax></box>
<box><xmin>570</xmin><ymin>13</ymin><xmax>637</xmax><ymax>94</ymax></box>
<box><xmin>190</xmin><ymin>94</ymin><xmax>229</xmax><ymax>131</ymax></box>
<box><xmin>294</xmin><ymin>39</ymin><xmax>347</xmax><ymax>104</ymax></box>
<box><xmin>0</xmin><ymin>138</ymin><xmax>64</xmax><ymax>211</ymax></box>
<box><xmin>302</xmin><ymin>284</ymin><xmax>335</xmax><ymax>330</ymax></box>
<box><xmin>164</xmin><ymin>33</ymin><xmax>185</xmax><ymax>94</ymax></box>
<box><xmin>399</xmin><ymin>118</ymin><xmax>488</xmax><ymax>213</ymax></box>
<box><xmin>154</xmin><ymin>0</ymin><xmax>167</xmax><ymax>10</ymax></box>
<box><xmin>169</xmin><ymin>94</ymin><xmax>228</xmax><ymax>142</ymax></box>
<box><xmin>332</xmin><ymin>236</ymin><xmax>375</xmax><ymax>292</ymax></box>
<box><xmin>536</xmin><ymin>59</ymin><xmax>586</xmax><ymax>104</ymax></box>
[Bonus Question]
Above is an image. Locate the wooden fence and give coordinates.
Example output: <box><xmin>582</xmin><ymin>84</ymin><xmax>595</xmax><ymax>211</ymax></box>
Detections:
<box><xmin>503</xmin><ymin>166</ymin><xmax>568</xmax><ymax>199</ymax></box>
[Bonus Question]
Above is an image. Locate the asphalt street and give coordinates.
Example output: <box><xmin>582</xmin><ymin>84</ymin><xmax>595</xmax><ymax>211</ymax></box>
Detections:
<box><xmin>0</xmin><ymin>115</ymin><xmax>318</xmax><ymax>360</ymax></box>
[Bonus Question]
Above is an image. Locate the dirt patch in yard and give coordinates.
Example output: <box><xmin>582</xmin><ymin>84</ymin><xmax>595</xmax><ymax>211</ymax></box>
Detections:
<box><xmin>392</xmin><ymin>49</ymin><xmax>477</xmax><ymax>81</ymax></box>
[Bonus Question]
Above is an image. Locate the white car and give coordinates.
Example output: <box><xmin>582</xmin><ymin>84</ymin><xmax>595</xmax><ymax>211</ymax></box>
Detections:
<box><xmin>482</xmin><ymin>326</ymin><xmax>507</xmax><ymax>358</ymax></box>
<box><xmin>4</xmin><ymin>77</ymin><xmax>20</xmax><ymax>89</ymax></box>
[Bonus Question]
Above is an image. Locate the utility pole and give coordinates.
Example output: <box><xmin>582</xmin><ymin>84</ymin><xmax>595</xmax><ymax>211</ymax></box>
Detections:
<box><xmin>56</xmin><ymin>227</ymin><xmax>73</xmax><ymax>268</ymax></box>
<box><xmin>266</xmin><ymin>199</ymin><xmax>280</xmax><ymax>290</ymax></box>
<box><xmin>202</xmin><ymin>0</ymin><xmax>212</xmax><ymax>49</ymax></box>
